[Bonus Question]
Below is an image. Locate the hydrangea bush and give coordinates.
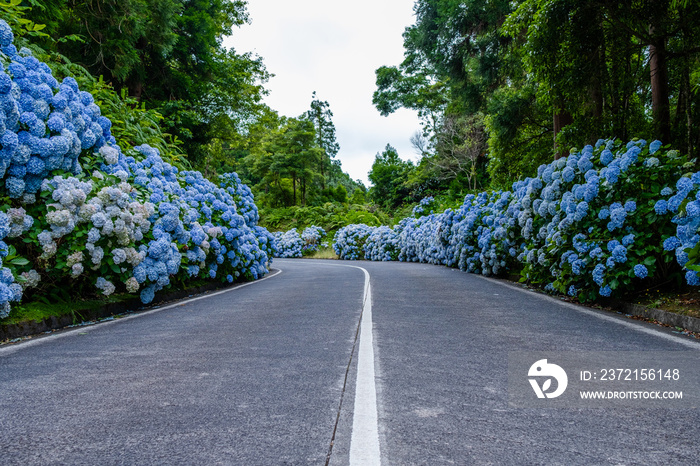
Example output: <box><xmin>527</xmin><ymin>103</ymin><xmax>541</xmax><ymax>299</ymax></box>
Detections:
<box><xmin>333</xmin><ymin>223</ymin><xmax>374</xmax><ymax>260</ymax></box>
<box><xmin>300</xmin><ymin>225</ymin><xmax>327</xmax><ymax>253</ymax></box>
<box><xmin>0</xmin><ymin>20</ymin><xmax>273</xmax><ymax>318</ymax></box>
<box><xmin>272</xmin><ymin>225</ymin><xmax>328</xmax><ymax>258</ymax></box>
<box><xmin>364</xmin><ymin>225</ymin><xmax>399</xmax><ymax>261</ymax></box>
<box><xmin>272</xmin><ymin>228</ymin><xmax>303</xmax><ymax>258</ymax></box>
<box><xmin>334</xmin><ymin>140</ymin><xmax>700</xmax><ymax>301</ymax></box>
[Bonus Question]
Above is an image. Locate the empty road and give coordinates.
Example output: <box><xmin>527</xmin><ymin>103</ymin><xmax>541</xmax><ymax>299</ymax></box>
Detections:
<box><xmin>1</xmin><ymin>259</ymin><xmax>699</xmax><ymax>465</ymax></box>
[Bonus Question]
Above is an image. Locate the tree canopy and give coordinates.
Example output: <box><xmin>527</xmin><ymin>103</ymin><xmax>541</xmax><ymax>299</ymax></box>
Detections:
<box><xmin>374</xmin><ymin>0</ymin><xmax>700</xmax><ymax>191</ymax></box>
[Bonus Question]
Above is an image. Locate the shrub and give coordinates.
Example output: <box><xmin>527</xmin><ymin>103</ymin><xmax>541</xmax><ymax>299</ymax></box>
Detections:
<box><xmin>300</xmin><ymin>225</ymin><xmax>326</xmax><ymax>254</ymax></box>
<box><xmin>333</xmin><ymin>138</ymin><xmax>697</xmax><ymax>301</ymax></box>
<box><xmin>333</xmin><ymin>224</ymin><xmax>374</xmax><ymax>260</ymax></box>
<box><xmin>0</xmin><ymin>20</ymin><xmax>272</xmax><ymax>318</ymax></box>
<box><xmin>272</xmin><ymin>229</ymin><xmax>303</xmax><ymax>258</ymax></box>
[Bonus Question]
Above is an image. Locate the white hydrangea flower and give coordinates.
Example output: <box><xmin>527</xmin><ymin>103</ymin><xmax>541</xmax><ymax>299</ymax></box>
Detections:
<box><xmin>95</xmin><ymin>277</ymin><xmax>116</xmax><ymax>296</ymax></box>
<box><xmin>125</xmin><ymin>277</ymin><xmax>139</xmax><ymax>293</ymax></box>
<box><xmin>20</xmin><ymin>270</ymin><xmax>41</xmax><ymax>289</ymax></box>
<box><xmin>39</xmin><ymin>242</ymin><xmax>57</xmax><ymax>260</ymax></box>
<box><xmin>66</xmin><ymin>251</ymin><xmax>84</xmax><ymax>267</ymax></box>
<box><xmin>112</xmin><ymin>248</ymin><xmax>127</xmax><ymax>265</ymax></box>
<box><xmin>100</xmin><ymin>145</ymin><xmax>120</xmax><ymax>165</ymax></box>
<box><xmin>70</xmin><ymin>263</ymin><xmax>84</xmax><ymax>278</ymax></box>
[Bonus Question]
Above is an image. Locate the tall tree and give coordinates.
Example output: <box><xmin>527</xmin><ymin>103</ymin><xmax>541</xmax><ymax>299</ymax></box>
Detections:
<box><xmin>305</xmin><ymin>92</ymin><xmax>339</xmax><ymax>190</ymax></box>
<box><xmin>27</xmin><ymin>0</ymin><xmax>270</xmax><ymax>166</ymax></box>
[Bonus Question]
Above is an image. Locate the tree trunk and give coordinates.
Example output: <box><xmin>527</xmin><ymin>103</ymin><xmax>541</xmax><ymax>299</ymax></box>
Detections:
<box><xmin>649</xmin><ymin>26</ymin><xmax>671</xmax><ymax>143</ymax></box>
<box><xmin>553</xmin><ymin>108</ymin><xmax>573</xmax><ymax>159</ymax></box>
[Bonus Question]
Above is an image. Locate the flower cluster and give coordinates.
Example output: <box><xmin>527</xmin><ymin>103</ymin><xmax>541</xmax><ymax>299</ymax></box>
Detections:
<box><xmin>0</xmin><ymin>211</ymin><xmax>21</xmax><ymax>317</ymax></box>
<box><xmin>272</xmin><ymin>225</ymin><xmax>328</xmax><ymax>257</ymax></box>
<box><xmin>0</xmin><ymin>20</ymin><xmax>274</xmax><ymax>317</ymax></box>
<box><xmin>301</xmin><ymin>225</ymin><xmax>327</xmax><ymax>253</ymax></box>
<box><xmin>334</xmin><ymin>138</ymin><xmax>695</xmax><ymax>301</ymax></box>
<box><xmin>333</xmin><ymin>224</ymin><xmax>374</xmax><ymax>260</ymax></box>
<box><xmin>412</xmin><ymin>196</ymin><xmax>436</xmax><ymax>218</ymax></box>
<box><xmin>0</xmin><ymin>21</ymin><xmax>113</xmax><ymax>203</ymax></box>
<box><xmin>658</xmin><ymin>171</ymin><xmax>700</xmax><ymax>286</ymax></box>
<box><xmin>273</xmin><ymin>228</ymin><xmax>303</xmax><ymax>258</ymax></box>
<box><xmin>364</xmin><ymin>225</ymin><xmax>399</xmax><ymax>261</ymax></box>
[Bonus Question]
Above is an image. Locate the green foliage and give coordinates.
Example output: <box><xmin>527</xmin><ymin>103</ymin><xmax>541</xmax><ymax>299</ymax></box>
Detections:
<box><xmin>0</xmin><ymin>0</ymin><xmax>49</xmax><ymax>44</ymax></box>
<box><xmin>368</xmin><ymin>144</ymin><xmax>414</xmax><ymax>209</ymax></box>
<box><xmin>231</xmin><ymin>97</ymin><xmax>362</xmax><ymax>209</ymax></box>
<box><xmin>26</xmin><ymin>0</ymin><xmax>269</xmax><ymax>167</ymax></box>
<box><xmin>375</xmin><ymin>0</ymin><xmax>700</xmax><ymax>193</ymax></box>
<box><xmin>259</xmin><ymin>203</ymin><xmax>387</xmax><ymax>235</ymax></box>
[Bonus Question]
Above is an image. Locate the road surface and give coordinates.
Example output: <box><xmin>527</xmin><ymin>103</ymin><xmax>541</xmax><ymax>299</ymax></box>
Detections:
<box><xmin>1</xmin><ymin>259</ymin><xmax>699</xmax><ymax>465</ymax></box>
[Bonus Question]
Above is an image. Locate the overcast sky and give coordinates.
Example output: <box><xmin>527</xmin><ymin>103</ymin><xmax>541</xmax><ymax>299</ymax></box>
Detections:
<box><xmin>222</xmin><ymin>0</ymin><xmax>421</xmax><ymax>186</ymax></box>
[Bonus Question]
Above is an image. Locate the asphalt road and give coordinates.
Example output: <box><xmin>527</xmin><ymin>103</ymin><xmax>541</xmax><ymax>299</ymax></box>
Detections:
<box><xmin>1</xmin><ymin>259</ymin><xmax>699</xmax><ymax>465</ymax></box>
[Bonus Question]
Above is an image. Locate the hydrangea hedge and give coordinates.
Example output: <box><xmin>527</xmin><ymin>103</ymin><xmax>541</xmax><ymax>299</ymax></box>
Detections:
<box><xmin>0</xmin><ymin>20</ymin><xmax>274</xmax><ymax>318</ymax></box>
<box><xmin>301</xmin><ymin>225</ymin><xmax>327</xmax><ymax>253</ymax></box>
<box><xmin>334</xmin><ymin>138</ymin><xmax>700</xmax><ymax>301</ymax></box>
<box><xmin>272</xmin><ymin>229</ymin><xmax>303</xmax><ymax>258</ymax></box>
<box><xmin>272</xmin><ymin>225</ymin><xmax>328</xmax><ymax>258</ymax></box>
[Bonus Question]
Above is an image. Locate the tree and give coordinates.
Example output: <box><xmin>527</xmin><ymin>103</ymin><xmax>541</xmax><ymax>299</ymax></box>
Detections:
<box><xmin>505</xmin><ymin>0</ymin><xmax>700</xmax><ymax>156</ymax></box>
<box><xmin>305</xmin><ymin>92</ymin><xmax>340</xmax><ymax>190</ymax></box>
<box><xmin>373</xmin><ymin>0</ymin><xmax>548</xmax><ymax>187</ymax></box>
<box><xmin>27</xmin><ymin>0</ymin><xmax>270</xmax><ymax>166</ymax></box>
<box><xmin>368</xmin><ymin>145</ymin><xmax>414</xmax><ymax>208</ymax></box>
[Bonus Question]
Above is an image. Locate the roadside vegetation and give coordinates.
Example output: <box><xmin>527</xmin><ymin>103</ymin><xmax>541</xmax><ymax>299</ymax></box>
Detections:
<box><xmin>2</xmin><ymin>0</ymin><xmax>700</xmax><ymax>332</ymax></box>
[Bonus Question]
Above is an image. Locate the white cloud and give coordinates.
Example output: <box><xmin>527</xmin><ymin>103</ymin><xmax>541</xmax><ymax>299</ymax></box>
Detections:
<box><xmin>223</xmin><ymin>0</ymin><xmax>422</xmax><ymax>185</ymax></box>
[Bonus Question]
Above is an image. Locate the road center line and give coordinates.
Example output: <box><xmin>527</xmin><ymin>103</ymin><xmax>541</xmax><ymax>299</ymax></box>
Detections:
<box><xmin>291</xmin><ymin>261</ymin><xmax>382</xmax><ymax>465</ymax></box>
<box><xmin>348</xmin><ymin>266</ymin><xmax>381</xmax><ymax>466</ymax></box>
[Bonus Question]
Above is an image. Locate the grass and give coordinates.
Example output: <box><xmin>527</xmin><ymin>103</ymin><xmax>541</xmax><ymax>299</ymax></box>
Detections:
<box><xmin>629</xmin><ymin>289</ymin><xmax>700</xmax><ymax>319</ymax></box>
<box><xmin>1</xmin><ymin>276</ymin><xmax>232</xmax><ymax>328</ymax></box>
<box><xmin>2</xmin><ymin>293</ymin><xmax>136</xmax><ymax>326</ymax></box>
<box><xmin>303</xmin><ymin>246</ymin><xmax>339</xmax><ymax>260</ymax></box>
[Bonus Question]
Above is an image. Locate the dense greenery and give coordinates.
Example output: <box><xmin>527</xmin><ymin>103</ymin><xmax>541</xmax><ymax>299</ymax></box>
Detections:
<box><xmin>374</xmin><ymin>0</ymin><xmax>700</xmax><ymax>194</ymax></box>
<box><xmin>222</xmin><ymin>97</ymin><xmax>364</xmax><ymax>210</ymax></box>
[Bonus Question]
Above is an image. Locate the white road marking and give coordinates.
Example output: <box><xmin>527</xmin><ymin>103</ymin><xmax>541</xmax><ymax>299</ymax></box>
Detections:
<box><xmin>275</xmin><ymin>260</ymin><xmax>381</xmax><ymax>465</ymax></box>
<box><xmin>348</xmin><ymin>266</ymin><xmax>381</xmax><ymax>466</ymax></box>
<box><xmin>0</xmin><ymin>268</ymin><xmax>283</xmax><ymax>356</ymax></box>
<box><xmin>474</xmin><ymin>274</ymin><xmax>700</xmax><ymax>350</ymax></box>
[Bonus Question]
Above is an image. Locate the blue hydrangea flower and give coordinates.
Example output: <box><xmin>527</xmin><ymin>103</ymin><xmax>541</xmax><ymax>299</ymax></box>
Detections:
<box><xmin>654</xmin><ymin>199</ymin><xmax>668</xmax><ymax>215</ymax></box>
<box><xmin>592</xmin><ymin>264</ymin><xmax>606</xmax><ymax>285</ymax></box>
<box><xmin>600</xmin><ymin>149</ymin><xmax>613</xmax><ymax>166</ymax></box>
<box><xmin>663</xmin><ymin>237</ymin><xmax>681</xmax><ymax>251</ymax></box>
<box><xmin>621</xmin><ymin>234</ymin><xmax>635</xmax><ymax>247</ymax></box>
<box><xmin>649</xmin><ymin>140</ymin><xmax>662</xmax><ymax>154</ymax></box>
<box><xmin>633</xmin><ymin>264</ymin><xmax>648</xmax><ymax>279</ymax></box>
